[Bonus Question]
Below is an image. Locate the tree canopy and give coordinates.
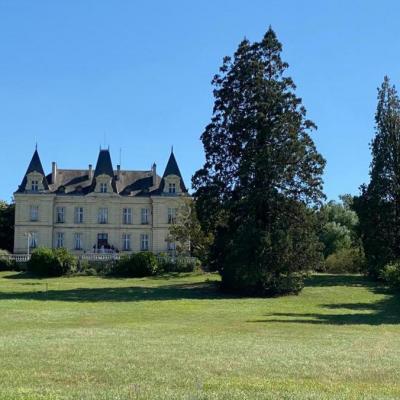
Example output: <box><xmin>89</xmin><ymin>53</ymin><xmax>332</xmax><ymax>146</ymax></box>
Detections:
<box><xmin>354</xmin><ymin>77</ymin><xmax>400</xmax><ymax>276</ymax></box>
<box><xmin>193</xmin><ymin>28</ymin><xmax>325</xmax><ymax>295</ymax></box>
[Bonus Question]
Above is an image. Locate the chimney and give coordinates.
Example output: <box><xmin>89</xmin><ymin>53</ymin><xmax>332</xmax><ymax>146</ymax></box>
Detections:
<box><xmin>88</xmin><ymin>164</ymin><xmax>93</xmax><ymax>180</ymax></box>
<box><xmin>152</xmin><ymin>162</ymin><xmax>157</xmax><ymax>186</ymax></box>
<box><xmin>116</xmin><ymin>164</ymin><xmax>121</xmax><ymax>180</ymax></box>
<box><xmin>52</xmin><ymin>162</ymin><xmax>57</xmax><ymax>185</ymax></box>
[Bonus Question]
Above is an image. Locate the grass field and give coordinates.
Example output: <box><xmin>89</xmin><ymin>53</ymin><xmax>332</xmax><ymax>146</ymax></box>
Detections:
<box><xmin>0</xmin><ymin>271</ymin><xmax>399</xmax><ymax>400</ymax></box>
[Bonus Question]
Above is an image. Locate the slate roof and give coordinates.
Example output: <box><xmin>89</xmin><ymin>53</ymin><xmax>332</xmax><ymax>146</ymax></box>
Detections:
<box><xmin>94</xmin><ymin>149</ymin><xmax>115</xmax><ymax>178</ymax></box>
<box><xmin>90</xmin><ymin>149</ymin><xmax>118</xmax><ymax>193</ymax></box>
<box><xmin>17</xmin><ymin>148</ymin><xmax>186</xmax><ymax>196</ymax></box>
<box><xmin>47</xmin><ymin>170</ymin><xmax>93</xmax><ymax>194</ymax></box>
<box><xmin>158</xmin><ymin>151</ymin><xmax>187</xmax><ymax>193</ymax></box>
<box><xmin>17</xmin><ymin>149</ymin><xmax>49</xmax><ymax>192</ymax></box>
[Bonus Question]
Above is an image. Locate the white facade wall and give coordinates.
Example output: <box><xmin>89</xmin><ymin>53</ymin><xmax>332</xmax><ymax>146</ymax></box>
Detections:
<box><xmin>14</xmin><ymin>192</ymin><xmax>186</xmax><ymax>254</ymax></box>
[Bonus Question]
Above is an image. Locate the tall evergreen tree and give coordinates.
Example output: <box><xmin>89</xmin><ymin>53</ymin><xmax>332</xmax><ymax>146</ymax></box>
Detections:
<box><xmin>193</xmin><ymin>28</ymin><xmax>325</xmax><ymax>295</ymax></box>
<box><xmin>354</xmin><ymin>77</ymin><xmax>400</xmax><ymax>276</ymax></box>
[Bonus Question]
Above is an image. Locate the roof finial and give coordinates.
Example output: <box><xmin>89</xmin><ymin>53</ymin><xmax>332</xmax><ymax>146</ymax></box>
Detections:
<box><xmin>171</xmin><ymin>145</ymin><xmax>174</xmax><ymax>154</ymax></box>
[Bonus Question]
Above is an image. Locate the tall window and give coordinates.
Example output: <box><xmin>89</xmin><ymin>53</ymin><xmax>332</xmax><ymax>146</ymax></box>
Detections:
<box><xmin>56</xmin><ymin>207</ymin><xmax>65</xmax><ymax>223</ymax></box>
<box><xmin>100</xmin><ymin>183</ymin><xmax>108</xmax><ymax>193</ymax></box>
<box><xmin>75</xmin><ymin>207</ymin><xmax>84</xmax><ymax>224</ymax></box>
<box><xmin>29</xmin><ymin>232</ymin><xmax>38</xmax><ymax>249</ymax></box>
<box><xmin>74</xmin><ymin>233</ymin><xmax>82</xmax><ymax>250</ymax></box>
<box><xmin>140</xmin><ymin>234</ymin><xmax>149</xmax><ymax>251</ymax></box>
<box><xmin>167</xmin><ymin>241</ymin><xmax>176</xmax><ymax>251</ymax></box>
<box><xmin>97</xmin><ymin>233</ymin><xmax>108</xmax><ymax>249</ymax></box>
<box><xmin>168</xmin><ymin>182</ymin><xmax>176</xmax><ymax>194</ymax></box>
<box><xmin>123</xmin><ymin>208</ymin><xmax>132</xmax><ymax>224</ymax></box>
<box><xmin>56</xmin><ymin>232</ymin><xmax>64</xmax><ymax>248</ymax></box>
<box><xmin>98</xmin><ymin>208</ymin><xmax>108</xmax><ymax>224</ymax></box>
<box><xmin>30</xmin><ymin>205</ymin><xmax>39</xmax><ymax>221</ymax></box>
<box><xmin>141</xmin><ymin>208</ymin><xmax>149</xmax><ymax>224</ymax></box>
<box><xmin>31</xmin><ymin>180</ymin><xmax>39</xmax><ymax>191</ymax></box>
<box><xmin>167</xmin><ymin>208</ymin><xmax>177</xmax><ymax>224</ymax></box>
<box><xmin>122</xmin><ymin>234</ymin><xmax>131</xmax><ymax>251</ymax></box>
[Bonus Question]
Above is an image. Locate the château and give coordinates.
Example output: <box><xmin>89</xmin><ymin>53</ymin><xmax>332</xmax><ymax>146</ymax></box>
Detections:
<box><xmin>13</xmin><ymin>147</ymin><xmax>188</xmax><ymax>254</ymax></box>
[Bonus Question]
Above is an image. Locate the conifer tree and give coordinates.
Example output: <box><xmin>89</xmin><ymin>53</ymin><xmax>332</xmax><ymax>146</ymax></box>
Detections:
<box><xmin>193</xmin><ymin>28</ymin><xmax>325</xmax><ymax>295</ymax></box>
<box><xmin>354</xmin><ymin>77</ymin><xmax>400</xmax><ymax>276</ymax></box>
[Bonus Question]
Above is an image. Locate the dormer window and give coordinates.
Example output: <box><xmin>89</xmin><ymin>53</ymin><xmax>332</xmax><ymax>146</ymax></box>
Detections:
<box><xmin>168</xmin><ymin>183</ymin><xmax>176</xmax><ymax>194</ymax></box>
<box><xmin>31</xmin><ymin>180</ymin><xmax>39</xmax><ymax>191</ymax></box>
<box><xmin>163</xmin><ymin>175</ymin><xmax>180</xmax><ymax>195</ymax></box>
<box><xmin>94</xmin><ymin>174</ymin><xmax>113</xmax><ymax>194</ymax></box>
<box><xmin>26</xmin><ymin>172</ymin><xmax>45</xmax><ymax>192</ymax></box>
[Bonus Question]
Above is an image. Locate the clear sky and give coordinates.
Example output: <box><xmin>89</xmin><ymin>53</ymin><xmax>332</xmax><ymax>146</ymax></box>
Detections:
<box><xmin>1</xmin><ymin>0</ymin><xmax>400</xmax><ymax>202</ymax></box>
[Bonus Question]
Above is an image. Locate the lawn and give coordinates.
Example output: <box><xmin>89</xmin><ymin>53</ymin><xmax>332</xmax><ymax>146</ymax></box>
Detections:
<box><xmin>0</xmin><ymin>271</ymin><xmax>399</xmax><ymax>400</ymax></box>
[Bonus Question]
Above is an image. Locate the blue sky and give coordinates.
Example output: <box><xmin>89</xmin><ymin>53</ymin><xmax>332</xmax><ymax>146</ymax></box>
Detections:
<box><xmin>1</xmin><ymin>0</ymin><xmax>400</xmax><ymax>202</ymax></box>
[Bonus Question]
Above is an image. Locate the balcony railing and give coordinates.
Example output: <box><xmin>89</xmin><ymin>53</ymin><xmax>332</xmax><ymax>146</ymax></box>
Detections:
<box><xmin>2</xmin><ymin>253</ymin><xmax>197</xmax><ymax>265</ymax></box>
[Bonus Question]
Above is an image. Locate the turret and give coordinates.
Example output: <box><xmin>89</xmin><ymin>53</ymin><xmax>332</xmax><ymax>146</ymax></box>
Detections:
<box><xmin>90</xmin><ymin>148</ymin><xmax>118</xmax><ymax>194</ymax></box>
<box><xmin>159</xmin><ymin>148</ymin><xmax>187</xmax><ymax>194</ymax></box>
<box><xmin>16</xmin><ymin>148</ymin><xmax>49</xmax><ymax>193</ymax></box>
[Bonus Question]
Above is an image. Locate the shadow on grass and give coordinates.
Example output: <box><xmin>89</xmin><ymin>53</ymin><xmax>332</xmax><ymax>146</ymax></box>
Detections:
<box><xmin>2</xmin><ymin>273</ymin><xmax>399</xmax><ymax>326</ymax></box>
<box><xmin>2</xmin><ymin>271</ymin><xmax>40</xmax><ymax>280</ymax></box>
<box><xmin>251</xmin><ymin>275</ymin><xmax>400</xmax><ymax>326</ymax></box>
<box><xmin>0</xmin><ymin>280</ymin><xmax>232</xmax><ymax>302</ymax></box>
<box><xmin>305</xmin><ymin>274</ymin><xmax>375</xmax><ymax>288</ymax></box>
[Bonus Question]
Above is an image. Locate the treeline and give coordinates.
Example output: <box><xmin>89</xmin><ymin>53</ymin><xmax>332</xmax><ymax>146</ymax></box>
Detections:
<box><xmin>185</xmin><ymin>28</ymin><xmax>400</xmax><ymax>295</ymax></box>
<box><xmin>353</xmin><ymin>77</ymin><xmax>400</xmax><ymax>288</ymax></box>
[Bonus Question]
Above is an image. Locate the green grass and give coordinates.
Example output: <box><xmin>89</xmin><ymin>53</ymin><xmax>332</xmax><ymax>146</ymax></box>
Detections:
<box><xmin>0</xmin><ymin>271</ymin><xmax>399</xmax><ymax>400</ymax></box>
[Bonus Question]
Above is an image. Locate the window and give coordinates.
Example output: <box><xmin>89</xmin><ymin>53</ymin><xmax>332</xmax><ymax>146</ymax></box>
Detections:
<box><xmin>31</xmin><ymin>180</ymin><xmax>39</xmax><ymax>191</ymax></box>
<box><xmin>74</xmin><ymin>233</ymin><xmax>82</xmax><ymax>250</ymax></box>
<box><xmin>167</xmin><ymin>241</ymin><xmax>176</xmax><ymax>251</ymax></box>
<box><xmin>97</xmin><ymin>233</ymin><xmax>108</xmax><ymax>249</ymax></box>
<box><xmin>141</xmin><ymin>208</ymin><xmax>149</xmax><ymax>224</ymax></box>
<box><xmin>123</xmin><ymin>208</ymin><xmax>132</xmax><ymax>225</ymax></box>
<box><xmin>29</xmin><ymin>232</ymin><xmax>38</xmax><ymax>249</ymax></box>
<box><xmin>56</xmin><ymin>207</ymin><xmax>65</xmax><ymax>223</ymax></box>
<box><xmin>75</xmin><ymin>207</ymin><xmax>84</xmax><ymax>224</ymax></box>
<box><xmin>30</xmin><ymin>205</ymin><xmax>39</xmax><ymax>222</ymax></box>
<box><xmin>100</xmin><ymin>183</ymin><xmax>108</xmax><ymax>193</ymax></box>
<box><xmin>56</xmin><ymin>232</ymin><xmax>64</xmax><ymax>248</ymax></box>
<box><xmin>122</xmin><ymin>234</ymin><xmax>131</xmax><ymax>251</ymax></box>
<box><xmin>168</xmin><ymin>182</ymin><xmax>176</xmax><ymax>194</ymax></box>
<box><xmin>140</xmin><ymin>234</ymin><xmax>149</xmax><ymax>251</ymax></box>
<box><xmin>167</xmin><ymin>207</ymin><xmax>177</xmax><ymax>224</ymax></box>
<box><xmin>98</xmin><ymin>208</ymin><xmax>108</xmax><ymax>224</ymax></box>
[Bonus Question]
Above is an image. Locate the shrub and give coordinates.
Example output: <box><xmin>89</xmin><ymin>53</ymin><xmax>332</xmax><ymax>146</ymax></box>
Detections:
<box><xmin>75</xmin><ymin>259</ymin><xmax>115</xmax><ymax>276</ymax></box>
<box><xmin>381</xmin><ymin>262</ymin><xmax>400</xmax><ymax>289</ymax></box>
<box><xmin>53</xmin><ymin>248</ymin><xmax>77</xmax><ymax>274</ymax></box>
<box><xmin>324</xmin><ymin>247</ymin><xmax>365</xmax><ymax>273</ymax></box>
<box><xmin>0</xmin><ymin>249</ymin><xmax>16</xmax><ymax>271</ymax></box>
<box><xmin>112</xmin><ymin>252</ymin><xmax>159</xmax><ymax>277</ymax></box>
<box><xmin>28</xmin><ymin>248</ymin><xmax>77</xmax><ymax>277</ymax></box>
<box><xmin>158</xmin><ymin>256</ymin><xmax>199</xmax><ymax>273</ymax></box>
